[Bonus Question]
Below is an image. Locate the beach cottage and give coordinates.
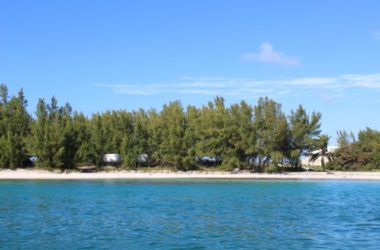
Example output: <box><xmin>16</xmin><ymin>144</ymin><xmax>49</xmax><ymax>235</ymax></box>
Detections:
<box><xmin>103</xmin><ymin>154</ymin><xmax>121</xmax><ymax>164</ymax></box>
<box><xmin>302</xmin><ymin>146</ymin><xmax>339</xmax><ymax>168</ymax></box>
<box><xmin>136</xmin><ymin>153</ymin><xmax>149</xmax><ymax>165</ymax></box>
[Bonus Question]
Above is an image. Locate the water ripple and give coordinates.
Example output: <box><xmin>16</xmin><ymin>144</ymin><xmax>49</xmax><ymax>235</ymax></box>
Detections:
<box><xmin>0</xmin><ymin>180</ymin><xmax>380</xmax><ymax>249</ymax></box>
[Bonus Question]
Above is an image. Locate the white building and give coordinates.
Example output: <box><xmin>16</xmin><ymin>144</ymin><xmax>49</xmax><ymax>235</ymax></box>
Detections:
<box><xmin>301</xmin><ymin>146</ymin><xmax>339</xmax><ymax>167</ymax></box>
<box><xmin>103</xmin><ymin>154</ymin><xmax>121</xmax><ymax>164</ymax></box>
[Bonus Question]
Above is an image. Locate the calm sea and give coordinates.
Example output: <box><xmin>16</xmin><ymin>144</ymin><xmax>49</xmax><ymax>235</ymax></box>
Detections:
<box><xmin>0</xmin><ymin>179</ymin><xmax>380</xmax><ymax>249</ymax></box>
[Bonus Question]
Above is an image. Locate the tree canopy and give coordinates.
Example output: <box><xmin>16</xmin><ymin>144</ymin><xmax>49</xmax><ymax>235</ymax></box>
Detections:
<box><xmin>1</xmin><ymin>83</ymin><xmax>378</xmax><ymax>171</ymax></box>
<box><xmin>332</xmin><ymin>128</ymin><xmax>380</xmax><ymax>170</ymax></box>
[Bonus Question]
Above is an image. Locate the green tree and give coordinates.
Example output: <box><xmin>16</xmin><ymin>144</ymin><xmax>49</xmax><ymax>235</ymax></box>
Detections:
<box><xmin>253</xmin><ymin>97</ymin><xmax>290</xmax><ymax>171</ymax></box>
<box><xmin>334</xmin><ymin>128</ymin><xmax>380</xmax><ymax>170</ymax></box>
<box><xmin>196</xmin><ymin>97</ymin><xmax>230</xmax><ymax>168</ymax></box>
<box><xmin>120</xmin><ymin>109</ymin><xmax>149</xmax><ymax>168</ymax></box>
<box><xmin>0</xmin><ymin>86</ymin><xmax>31</xmax><ymax>168</ymax></box>
<box><xmin>222</xmin><ymin>101</ymin><xmax>255</xmax><ymax>170</ymax></box>
<box><xmin>73</xmin><ymin>112</ymin><xmax>92</xmax><ymax>165</ymax></box>
<box><xmin>337</xmin><ymin>130</ymin><xmax>356</xmax><ymax>147</ymax></box>
<box><xmin>288</xmin><ymin>105</ymin><xmax>322</xmax><ymax>168</ymax></box>
<box><xmin>88</xmin><ymin>114</ymin><xmax>107</xmax><ymax>166</ymax></box>
<box><xmin>28</xmin><ymin>97</ymin><xmax>76</xmax><ymax>169</ymax></box>
<box><xmin>0</xmin><ymin>83</ymin><xmax>336</xmax><ymax>172</ymax></box>
<box><xmin>181</xmin><ymin>105</ymin><xmax>200</xmax><ymax>170</ymax></box>
<box><xmin>158</xmin><ymin>101</ymin><xmax>187</xmax><ymax>169</ymax></box>
<box><xmin>309</xmin><ymin>134</ymin><xmax>333</xmax><ymax>171</ymax></box>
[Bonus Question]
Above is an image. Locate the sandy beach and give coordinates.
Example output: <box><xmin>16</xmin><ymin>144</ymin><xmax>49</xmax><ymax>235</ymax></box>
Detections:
<box><xmin>1</xmin><ymin>169</ymin><xmax>380</xmax><ymax>180</ymax></box>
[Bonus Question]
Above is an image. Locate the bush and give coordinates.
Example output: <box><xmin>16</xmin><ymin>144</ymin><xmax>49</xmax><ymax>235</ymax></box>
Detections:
<box><xmin>221</xmin><ymin>157</ymin><xmax>240</xmax><ymax>171</ymax></box>
<box><xmin>267</xmin><ymin>162</ymin><xmax>281</xmax><ymax>173</ymax></box>
<box><xmin>179</xmin><ymin>156</ymin><xmax>198</xmax><ymax>171</ymax></box>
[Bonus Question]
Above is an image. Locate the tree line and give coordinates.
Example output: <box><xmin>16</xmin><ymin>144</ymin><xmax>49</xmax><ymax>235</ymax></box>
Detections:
<box><xmin>1</xmin><ymin>83</ymin><xmax>378</xmax><ymax>171</ymax></box>
<box><xmin>330</xmin><ymin>129</ymin><xmax>380</xmax><ymax>170</ymax></box>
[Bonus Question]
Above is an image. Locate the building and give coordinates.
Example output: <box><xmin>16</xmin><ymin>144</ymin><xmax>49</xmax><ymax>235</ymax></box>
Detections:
<box><xmin>103</xmin><ymin>154</ymin><xmax>121</xmax><ymax>164</ymax></box>
<box><xmin>301</xmin><ymin>146</ymin><xmax>339</xmax><ymax>168</ymax></box>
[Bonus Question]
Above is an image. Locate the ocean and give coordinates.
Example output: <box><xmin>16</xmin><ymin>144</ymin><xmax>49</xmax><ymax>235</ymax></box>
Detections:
<box><xmin>1</xmin><ymin>179</ymin><xmax>380</xmax><ymax>249</ymax></box>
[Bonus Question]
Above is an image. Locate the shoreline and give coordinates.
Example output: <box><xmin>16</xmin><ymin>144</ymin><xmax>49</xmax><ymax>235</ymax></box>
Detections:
<box><xmin>1</xmin><ymin>169</ymin><xmax>380</xmax><ymax>180</ymax></box>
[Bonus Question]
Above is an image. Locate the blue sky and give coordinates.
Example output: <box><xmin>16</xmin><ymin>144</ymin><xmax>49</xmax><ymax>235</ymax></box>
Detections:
<box><xmin>1</xmin><ymin>0</ymin><xmax>380</xmax><ymax>143</ymax></box>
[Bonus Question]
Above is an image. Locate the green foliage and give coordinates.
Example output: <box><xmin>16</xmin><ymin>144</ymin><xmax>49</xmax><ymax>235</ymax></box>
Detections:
<box><xmin>252</xmin><ymin>97</ymin><xmax>291</xmax><ymax>171</ymax></box>
<box><xmin>309</xmin><ymin>134</ymin><xmax>332</xmax><ymax>171</ymax></box>
<box><xmin>0</xmin><ymin>85</ymin><xmax>31</xmax><ymax>169</ymax></box>
<box><xmin>28</xmin><ymin>98</ymin><xmax>78</xmax><ymax>169</ymax></box>
<box><xmin>158</xmin><ymin>101</ymin><xmax>187</xmax><ymax>169</ymax></box>
<box><xmin>5</xmin><ymin>83</ymin><xmax>365</xmax><ymax>173</ymax></box>
<box><xmin>334</xmin><ymin>128</ymin><xmax>380</xmax><ymax>170</ymax></box>
<box><xmin>288</xmin><ymin>105</ymin><xmax>322</xmax><ymax>167</ymax></box>
<box><xmin>220</xmin><ymin>157</ymin><xmax>239</xmax><ymax>171</ymax></box>
<box><xmin>337</xmin><ymin>130</ymin><xmax>356</xmax><ymax>147</ymax></box>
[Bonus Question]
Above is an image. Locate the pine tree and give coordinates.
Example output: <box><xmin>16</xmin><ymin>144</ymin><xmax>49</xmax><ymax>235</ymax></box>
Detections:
<box><xmin>288</xmin><ymin>105</ymin><xmax>322</xmax><ymax>168</ymax></box>
<box><xmin>0</xmin><ymin>86</ymin><xmax>31</xmax><ymax>168</ymax></box>
<box><xmin>253</xmin><ymin>97</ymin><xmax>290</xmax><ymax>171</ymax></box>
<box><xmin>158</xmin><ymin>101</ymin><xmax>186</xmax><ymax>169</ymax></box>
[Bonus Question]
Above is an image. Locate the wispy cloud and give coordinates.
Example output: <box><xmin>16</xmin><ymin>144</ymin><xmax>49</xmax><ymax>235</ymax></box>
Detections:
<box><xmin>342</xmin><ymin>73</ymin><xmax>380</xmax><ymax>88</ymax></box>
<box><xmin>98</xmin><ymin>81</ymin><xmax>274</xmax><ymax>98</ymax></box>
<box><xmin>371</xmin><ymin>30</ymin><xmax>380</xmax><ymax>41</ymax></box>
<box><xmin>241</xmin><ymin>42</ymin><xmax>299</xmax><ymax>66</ymax></box>
<box><xmin>98</xmin><ymin>73</ymin><xmax>380</xmax><ymax>98</ymax></box>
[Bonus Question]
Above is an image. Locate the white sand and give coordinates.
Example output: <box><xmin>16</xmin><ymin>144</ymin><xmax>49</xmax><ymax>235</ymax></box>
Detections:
<box><xmin>1</xmin><ymin>169</ymin><xmax>380</xmax><ymax>180</ymax></box>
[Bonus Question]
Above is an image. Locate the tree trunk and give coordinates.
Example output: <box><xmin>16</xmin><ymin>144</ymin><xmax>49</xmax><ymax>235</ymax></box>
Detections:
<box><xmin>321</xmin><ymin>156</ymin><xmax>325</xmax><ymax>171</ymax></box>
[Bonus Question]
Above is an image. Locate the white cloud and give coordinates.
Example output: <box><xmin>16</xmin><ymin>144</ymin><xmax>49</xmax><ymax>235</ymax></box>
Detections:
<box><xmin>341</xmin><ymin>73</ymin><xmax>380</xmax><ymax>89</ymax></box>
<box><xmin>283</xmin><ymin>77</ymin><xmax>336</xmax><ymax>86</ymax></box>
<box><xmin>98</xmin><ymin>73</ymin><xmax>380</xmax><ymax>98</ymax></box>
<box><xmin>97</xmin><ymin>80</ymin><xmax>275</xmax><ymax>97</ymax></box>
<box><xmin>241</xmin><ymin>42</ymin><xmax>299</xmax><ymax>66</ymax></box>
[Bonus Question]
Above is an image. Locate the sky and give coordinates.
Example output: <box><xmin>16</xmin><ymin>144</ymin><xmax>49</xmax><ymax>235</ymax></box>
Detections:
<box><xmin>1</xmin><ymin>0</ymin><xmax>380</xmax><ymax>143</ymax></box>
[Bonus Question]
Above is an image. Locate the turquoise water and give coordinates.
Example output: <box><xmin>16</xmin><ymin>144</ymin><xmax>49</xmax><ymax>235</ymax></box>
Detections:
<box><xmin>1</xmin><ymin>180</ymin><xmax>380</xmax><ymax>249</ymax></box>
